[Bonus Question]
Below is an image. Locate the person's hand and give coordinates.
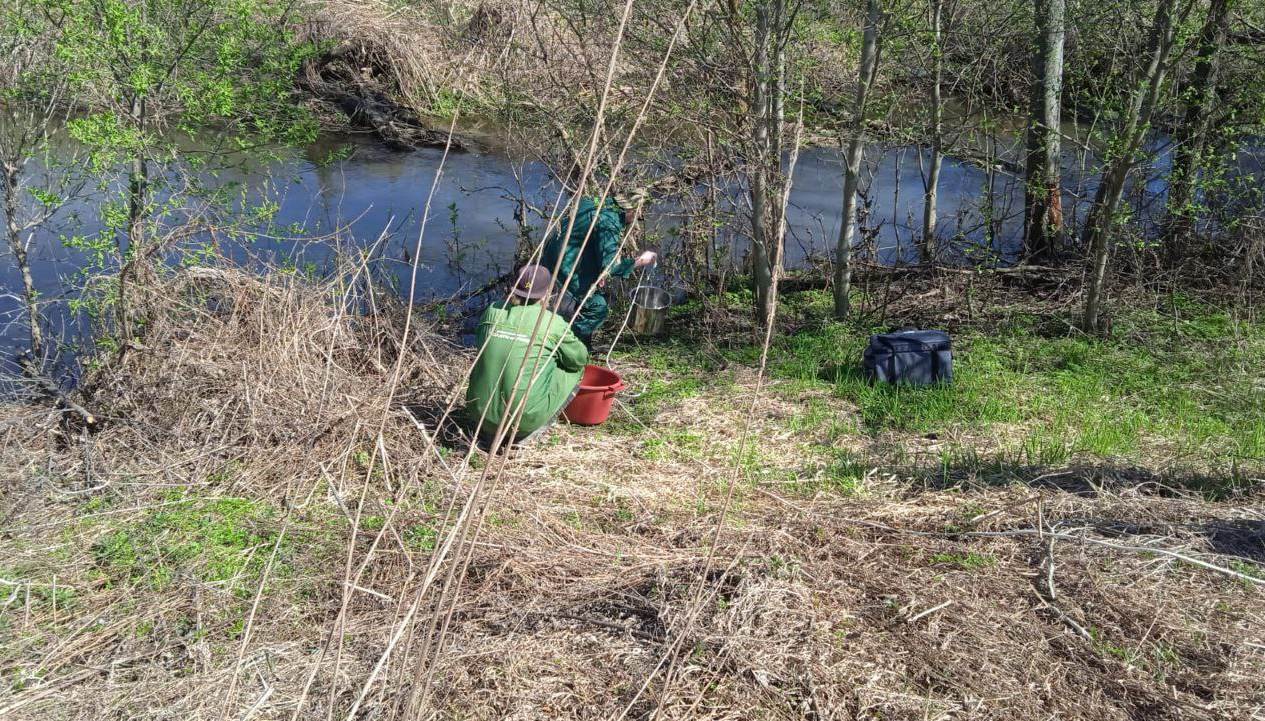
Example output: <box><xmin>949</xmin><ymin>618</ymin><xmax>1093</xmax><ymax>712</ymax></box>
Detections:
<box><xmin>598</xmin><ymin>276</ymin><xmax>608</xmax><ymax>289</ymax></box>
<box><xmin>634</xmin><ymin>250</ymin><xmax>658</xmax><ymax>268</ymax></box>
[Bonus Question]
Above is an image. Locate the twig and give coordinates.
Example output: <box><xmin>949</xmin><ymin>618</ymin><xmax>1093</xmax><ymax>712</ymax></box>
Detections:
<box><xmin>239</xmin><ymin>685</ymin><xmax>275</xmax><ymax>721</ymax></box>
<box><xmin>548</xmin><ymin>611</ymin><xmax>663</xmax><ymax>642</ymax></box>
<box><xmin>17</xmin><ymin>351</ymin><xmax>97</xmax><ymax>428</ymax></box>
<box><xmin>1037</xmin><ymin>534</ymin><xmax>1092</xmax><ymax>641</ymax></box>
<box><xmin>907</xmin><ymin>600</ymin><xmax>953</xmax><ymax>624</ymax></box>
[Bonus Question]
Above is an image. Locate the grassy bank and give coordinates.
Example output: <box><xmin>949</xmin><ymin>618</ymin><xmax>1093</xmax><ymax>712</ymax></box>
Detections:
<box><xmin>612</xmin><ymin>287</ymin><xmax>1264</xmax><ymax>490</ymax></box>
<box><xmin>0</xmin><ymin>266</ymin><xmax>1261</xmax><ymax>720</ymax></box>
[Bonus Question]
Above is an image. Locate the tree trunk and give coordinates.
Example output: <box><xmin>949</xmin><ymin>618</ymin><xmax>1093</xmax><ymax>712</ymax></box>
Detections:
<box><xmin>834</xmin><ymin>0</ymin><xmax>882</xmax><ymax>319</ymax></box>
<box><xmin>765</xmin><ymin>3</ymin><xmax>788</xmax><ymax>326</ymax></box>
<box><xmin>117</xmin><ymin>96</ymin><xmax>148</xmax><ymax>343</ymax></box>
<box><xmin>15</xmin><ymin>239</ymin><xmax>42</xmax><ymax>360</ymax></box>
<box><xmin>3</xmin><ymin>162</ymin><xmax>43</xmax><ymax>359</ymax></box>
<box><xmin>1023</xmin><ymin>0</ymin><xmax>1066</xmax><ymax>260</ymax></box>
<box><xmin>705</xmin><ymin>130</ymin><xmax>719</xmax><ymax>279</ymax></box>
<box><xmin>750</xmin><ymin>1</ymin><xmax>773</xmax><ymax>328</ymax></box>
<box><xmin>1082</xmin><ymin>0</ymin><xmax>1181</xmax><ymax>334</ymax></box>
<box><xmin>920</xmin><ymin>0</ymin><xmax>944</xmax><ymax>263</ymax></box>
<box><xmin>750</xmin><ymin>0</ymin><xmax>792</xmax><ymax>330</ymax></box>
<box><xmin>1164</xmin><ymin>0</ymin><xmax>1232</xmax><ymax>261</ymax></box>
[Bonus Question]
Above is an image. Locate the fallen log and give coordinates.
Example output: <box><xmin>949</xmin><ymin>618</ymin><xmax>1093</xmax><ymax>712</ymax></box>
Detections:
<box><xmin>298</xmin><ymin>50</ymin><xmax>471</xmax><ymax>152</ymax></box>
<box><xmin>17</xmin><ymin>351</ymin><xmax>98</xmax><ymax>430</ymax></box>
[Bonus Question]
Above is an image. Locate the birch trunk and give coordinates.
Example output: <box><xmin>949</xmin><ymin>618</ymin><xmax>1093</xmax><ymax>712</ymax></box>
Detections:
<box><xmin>834</xmin><ymin>0</ymin><xmax>882</xmax><ymax>319</ymax></box>
<box><xmin>3</xmin><ymin>163</ymin><xmax>43</xmax><ymax>359</ymax></box>
<box><xmin>750</xmin><ymin>1</ymin><xmax>774</xmax><ymax>328</ymax></box>
<box><xmin>920</xmin><ymin>0</ymin><xmax>943</xmax><ymax>263</ymax></box>
<box><xmin>750</xmin><ymin>0</ymin><xmax>792</xmax><ymax>330</ymax></box>
<box><xmin>1023</xmin><ymin>0</ymin><xmax>1066</xmax><ymax>260</ymax></box>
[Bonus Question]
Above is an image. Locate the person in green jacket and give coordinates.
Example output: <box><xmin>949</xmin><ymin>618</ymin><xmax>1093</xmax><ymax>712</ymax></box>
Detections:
<box><xmin>465</xmin><ymin>264</ymin><xmax>589</xmax><ymax>445</ymax></box>
<box><xmin>542</xmin><ymin>191</ymin><xmax>658</xmax><ymax>347</ymax></box>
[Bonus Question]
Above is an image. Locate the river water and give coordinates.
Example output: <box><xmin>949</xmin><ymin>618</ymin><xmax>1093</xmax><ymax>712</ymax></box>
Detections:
<box><xmin>2</xmin><ymin>128</ymin><xmax>1257</xmax><ymax>379</ymax></box>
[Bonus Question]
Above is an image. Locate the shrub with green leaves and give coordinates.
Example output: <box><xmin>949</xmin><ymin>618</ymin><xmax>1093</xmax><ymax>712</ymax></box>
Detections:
<box><xmin>14</xmin><ymin>0</ymin><xmax>322</xmax><ymax>345</ymax></box>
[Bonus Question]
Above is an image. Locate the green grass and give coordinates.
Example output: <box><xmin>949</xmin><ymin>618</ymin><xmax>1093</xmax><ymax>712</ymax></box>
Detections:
<box><xmin>750</xmin><ymin>294</ymin><xmax>1265</xmax><ymax>474</ymax></box>
<box><xmin>639</xmin><ymin>430</ymin><xmax>704</xmax><ymax>461</ymax></box>
<box><xmin>1230</xmin><ymin>560</ymin><xmax>1265</xmax><ymax>589</ymax></box>
<box><xmin>635</xmin><ymin>377</ymin><xmax>705</xmax><ymax>414</ymax></box>
<box><xmin>1088</xmin><ymin>628</ymin><xmax>1186</xmax><ymax>681</ymax></box>
<box><xmin>608</xmin><ymin>289</ymin><xmax>1263</xmax><ymax>481</ymax></box>
<box><xmin>929</xmin><ymin>551</ymin><xmax>996</xmax><ymax>571</ymax></box>
<box><xmin>0</xmin><ymin>573</ymin><xmax>78</xmax><ymax>618</ymax></box>
<box><xmin>405</xmin><ymin>522</ymin><xmax>438</xmax><ymax>551</ymax></box>
<box><xmin>90</xmin><ymin>497</ymin><xmax>285</xmax><ymax>595</ymax></box>
<box><xmin>424</xmin><ymin>88</ymin><xmax>480</xmax><ymax>121</ymax></box>
<box><xmin>787</xmin><ymin>449</ymin><xmax>867</xmax><ymax>496</ymax></box>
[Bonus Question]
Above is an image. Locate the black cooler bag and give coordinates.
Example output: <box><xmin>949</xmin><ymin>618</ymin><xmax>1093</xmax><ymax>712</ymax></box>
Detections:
<box><xmin>862</xmin><ymin>329</ymin><xmax>952</xmax><ymax>386</ymax></box>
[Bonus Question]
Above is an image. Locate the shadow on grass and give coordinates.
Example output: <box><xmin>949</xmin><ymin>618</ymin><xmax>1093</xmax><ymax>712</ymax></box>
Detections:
<box><xmin>819</xmin><ymin>361</ymin><xmax>865</xmax><ymax>385</ymax></box>
<box><xmin>857</xmin><ymin>457</ymin><xmax>1265</xmax><ymax>564</ymax></box>
<box><xmin>1072</xmin><ymin>517</ymin><xmax>1265</xmax><ymax>563</ymax></box>
<box><xmin>1198</xmin><ymin>519</ymin><xmax>1265</xmax><ymax>561</ymax></box>
<box><xmin>903</xmin><ymin>457</ymin><xmax>1256</xmax><ymax>501</ymax></box>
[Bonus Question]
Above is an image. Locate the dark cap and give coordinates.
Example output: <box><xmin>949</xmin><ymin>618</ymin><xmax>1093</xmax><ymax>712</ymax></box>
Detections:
<box><xmin>512</xmin><ymin>264</ymin><xmax>552</xmax><ymax>300</ymax></box>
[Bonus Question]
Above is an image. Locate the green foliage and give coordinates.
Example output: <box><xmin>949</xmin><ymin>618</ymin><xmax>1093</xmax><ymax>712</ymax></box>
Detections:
<box><xmin>27</xmin><ymin>187</ymin><xmax>63</xmax><ymax>207</ymax></box>
<box><xmin>67</xmin><ymin>113</ymin><xmax>144</xmax><ymax>172</ymax></box>
<box><xmin>45</xmin><ymin>0</ymin><xmax>318</xmax><ymax>146</ymax></box>
<box><xmin>90</xmin><ymin>497</ymin><xmax>284</xmax><ymax>594</ymax></box>
<box><xmin>10</xmin><ymin>0</ymin><xmax>321</xmax><ymax>351</ymax></box>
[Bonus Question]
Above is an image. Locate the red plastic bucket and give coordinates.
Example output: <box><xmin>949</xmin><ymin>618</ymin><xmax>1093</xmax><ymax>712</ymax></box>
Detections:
<box><xmin>563</xmin><ymin>365</ymin><xmax>626</xmax><ymax>425</ymax></box>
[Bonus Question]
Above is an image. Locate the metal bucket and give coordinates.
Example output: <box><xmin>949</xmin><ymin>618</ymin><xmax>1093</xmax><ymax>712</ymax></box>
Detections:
<box><xmin>629</xmin><ymin>285</ymin><xmax>670</xmax><ymax>335</ymax></box>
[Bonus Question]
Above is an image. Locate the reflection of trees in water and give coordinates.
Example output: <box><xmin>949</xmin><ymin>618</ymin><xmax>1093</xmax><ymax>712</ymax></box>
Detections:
<box><xmin>5</xmin><ymin>127</ymin><xmax>1262</xmax><ymax>375</ymax></box>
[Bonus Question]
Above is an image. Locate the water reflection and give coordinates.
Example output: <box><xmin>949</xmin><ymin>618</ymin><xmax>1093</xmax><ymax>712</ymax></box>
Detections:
<box><xmin>1</xmin><ymin>129</ymin><xmax>1259</xmax><ymax>377</ymax></box>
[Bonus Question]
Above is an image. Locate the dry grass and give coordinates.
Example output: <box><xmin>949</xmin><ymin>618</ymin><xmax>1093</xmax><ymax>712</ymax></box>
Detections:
<box><xmin>302</xmin><ymin>0</ymin><xmax>458</xmax><ymax>109</ymax></box>
<box><xmin>298</xmin><ymin>0</ymin><xmax>592</xmax><ymax>122</ymax></box>
<box><xmin>1</xmin><ymin>264</ymin><xmax>1263</xmax><ymax>720</ymax></box>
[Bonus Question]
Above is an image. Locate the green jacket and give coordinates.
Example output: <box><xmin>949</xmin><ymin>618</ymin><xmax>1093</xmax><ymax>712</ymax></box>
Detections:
<box><xmin>466</xmin><ymin>301</ymin><xmax>588</xmax><ymax>437</ymax></box>
<box><xmin>542</xmin><ymin>197</ymin><xmax>635</xmax><ymax>296</ymax></box>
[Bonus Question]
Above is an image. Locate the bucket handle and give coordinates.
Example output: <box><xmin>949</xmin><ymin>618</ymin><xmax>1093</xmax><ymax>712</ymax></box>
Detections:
<box><xmin>604</xmin><ymin>380</ymin><xmax>626</xmax><ymax>399</ymax></box>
